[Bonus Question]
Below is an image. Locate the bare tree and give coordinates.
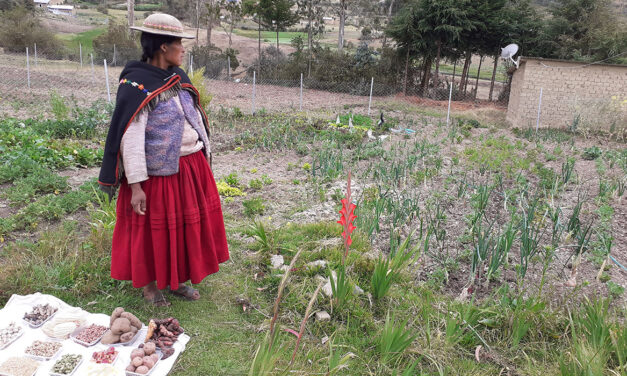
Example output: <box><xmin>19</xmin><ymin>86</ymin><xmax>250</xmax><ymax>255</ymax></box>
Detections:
<box><xmin>127</xmin><ymin>0</ymin><xmax>134</xmax><ymax>29</ymax></box>
<box><xmin>205</xmin><ymin>0</ymin><xmax>221</xmax><ymax>45</ymax></box>
<box><xmin>297</xmin><ymin>0</ymin><xmax>324</xmax><ymax>76</ymax></box>
<box><xmin>220</xmin><ymin>0</ymin><xmax>243</xmax><ymax>48</ymax></box>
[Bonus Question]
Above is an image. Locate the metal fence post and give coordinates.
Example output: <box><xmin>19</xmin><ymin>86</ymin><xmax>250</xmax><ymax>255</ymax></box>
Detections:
<box><xmin>90</xmin><ymin>53</ymin><xmax>95</xmax><ymax>80</ymax></box>
<box><xmin>34</xmin><ymin>43</ymin><xmax>37</xmax><ymax>67</ymax></box>
<box><xmin>536</xmin><ymin>87</ymin><xmax>543</xmax><ymax>136</ymax></box>
<box><xmin>367</xmin><ymin>77</ymin><xmax>374</xmax><ymax>116</ymax></box>
<box><xmin>299</xmin><ymin>73</ymin><xmax>303</xmax><ymax>111</ymax></box>
<box><xmin>252</xmin><ymin>71</ymin><xmax>256</xmax><ymax>115</ymax></box>
<box><xmin>79</xmin><ymin>43</ymin><xmax>83</xmax><ymax>67</ymax></box>
<box><xmin>446</xmin><ymin>84</ymin><xmax>453</xmax><ymax>126</ymax></box>
<box><xmin>26</xmin><ymin>47</ymin><xmax>31</xmax><ymax>90</ymax></box>
<box><xmin>104</xmin><ymin>59</ymin><xmax>111</xmax><ymax>103</ymax></box>
<box><xmin>227</xmin><ymin>56</ymin><xmax>231</xmax><ymax>80</ymax></box>
<box><xmin>190</xmin><ymin>54</ymin><xmax>194</xmax><ymax>75</ymax></box>
<box><xmin>113</xmin><ymin>44</ymin><xmax>116</xmax><ymax>66</ymax></box>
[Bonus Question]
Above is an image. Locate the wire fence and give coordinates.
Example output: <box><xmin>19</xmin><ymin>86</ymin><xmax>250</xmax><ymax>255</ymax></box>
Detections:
<box><xmin>0</xmin><ymin>44</ymin><xmax>511</xmax><ymax>119</ymax></box>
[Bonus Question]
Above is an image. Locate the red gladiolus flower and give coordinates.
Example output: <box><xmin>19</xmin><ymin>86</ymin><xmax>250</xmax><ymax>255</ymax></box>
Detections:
<box><xmin>338</xmin><ymin>171</ymin><xmax>357</xmax><ymax>263</ymax></box>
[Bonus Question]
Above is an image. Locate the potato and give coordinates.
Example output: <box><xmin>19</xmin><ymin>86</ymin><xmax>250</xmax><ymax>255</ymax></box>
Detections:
<box><xmin>135</xmin><ymin>366</ymin><xmax>149</xmax><ymax>374</ymax></box>
<box><xmin>150</xmin><ymin>353</ymin><xmax>159</xmax><ymax>363</ymax></box>
<box><xmin>101</xmin><ymin>330</ymin><xmax>121</xmax><ymax>344</ymax></box>
<box><xmin>143</xmin><ymin>342</ymin><xmax>156</xmax><ymax>355</ymax></box>
<box><xmin>111</xmin><ymin>317</ymin><xmax>132</xmax><ymax>335</ymax></box>
<box><xmin>121</xmin><ymin>312</ymin><xmax>143</xmax><ymax>330</ymax></box>
<box><xmin>143</xmin><ymin>359</ymin><xmax>155</xmax><ymax>369</ymax></box>
<box><xmin>120</xmin><ymin>331</ymin><xmax>136</xmax><ymax>343</ymax></box>
<box><xmin>130</xmin><ymin>349</ymin><xmax>145</xmax><ymax>359</ymax></box>
<box><xmin>126</xmin><ymin>365</ymin><xmax>136</xmax><ymax>372</ymax></box>
<box><xmin>111</xmin><ymin>307</ymin><xmax>125</xmax><ymax>326</ymax></box>
<box><xmin>132</xmin><ymin>357</ymin><xmax>143</xmax><ymax>367</ymax></box>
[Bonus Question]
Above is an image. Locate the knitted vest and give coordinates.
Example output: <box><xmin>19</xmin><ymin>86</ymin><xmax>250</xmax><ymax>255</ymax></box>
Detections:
<box><xmin>145</xmin><ymin>90</ymin><xmax>209</xmax><ymax>176</ymax></box>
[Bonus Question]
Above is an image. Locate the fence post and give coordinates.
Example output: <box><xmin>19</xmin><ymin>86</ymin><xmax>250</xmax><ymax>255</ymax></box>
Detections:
<box><xmin>79</xmin><ymin>43</ymin><xmax>83</xmax><ymax>67</ymax></box>
<box><xmin>190</xmin><ymin>54</ymin><xmax>194</xmax><ymax>75</ymax></box>
<box><xmin>113</xmin><ymin>44</ymin><xmax>116</xmax><ymax>66</ymax></box>
<box><xmin>26</xmin><ymin>47</ymin><xmax>31</xmax><ymax>90</ymax></box>
<box><xmin>367</xmin><ymin>77</ymin><xmax>374</xmax><ymax>116</ymax></box>
<box><xmin>299</xmin><ymin>72</ymin><xmax>303</xmax><ymax>111</ymax></box>
<box><xmin>252</xmin><ymin>71</ymin><xmax>256</xmax><ymax>115</ymax></box>
<box><xmin>104</xmin><ymin>59</ymin><xmax>111</xmax><ymax>103</ymax></box>
<box><xmin>90</xmin><ymin>53</ymin><xmax>95</xmax><ymax>80</ymax></box>
<box><xmin>536</xmin><ymin>87</ymin><xmax>543</xmax><ymax>136</ymax></box>
<box><xmin>446</xmin><ymin>84</ymin><xmax>453</xmax><ymax>126</ymax></box>
<box><xmin>34</xmin><ymin>43</ymin><xmax>37</xmax><ymax>67</ymax></box>
<box><xmin>227</xmin><ymin>56</ymin><xmax>230</xmax><ymax>80</ymax></box>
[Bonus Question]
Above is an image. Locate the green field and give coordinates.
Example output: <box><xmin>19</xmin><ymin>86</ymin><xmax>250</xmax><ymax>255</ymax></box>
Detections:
<box><xmin>57</xmin><ymin>28</ymin><xmax>105</xmax><ymax>55</ymax></box>
<box><xmin>438</xmin><ymin>61</ymin><xmax>508</xmax><ymax>83</ymax></box>
<box><xmin>233</xmin><ymin>29</ymin><xmax>308</xmax><ymax>45</ymax></box>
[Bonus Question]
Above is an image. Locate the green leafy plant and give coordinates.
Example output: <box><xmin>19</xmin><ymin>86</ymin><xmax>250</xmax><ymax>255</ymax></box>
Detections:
<box><xmin>248</xmin><ymin>221</ymin><xmax>272</xmax><ymax>253</ymax></box>
<box><xmin>50</xmin><ymin>91</ymin><xmax>70</xmax><ymax>121</ymax></box>
<box><xmin>249</xmin><ymin>178</ymin><xmax>263</xmax><ymax>190</ymax></box>
<box><xmin>243</xmin><ymin>198</ymin><xmax>266</xmax><ymax>217</ymax></box>
<box><xmin>582</xmin><ymin>146</ymin><xmax>602</xmax><ymax>160</ymax></box>
<box><xmin>326</xmin><ymin>334</ymin><xmax>354</xmax><ymax>375</ymax></box>
<box><xmin>378</xmin><ymin>311</ymin><xmax>416</xmax><ymax>363</ymax></box>
<box><xmin>371</xmin><ymin>231</ymin><xmax>419</xmax><ymax>299</ymax></box>
<box><xmin>225</xmin><ymin>172</ymin><xmax>241</xmax><ymax>187</ymax></box>
<box><xmin>216</xmin><ymin>180</ymin><xmax>245</xmax><ymax>197</ymax></box>
<box><xmin>249</xmin><ymin>251</ymin><xmax>301</xmax><ymax>376</ymax></box>
<box><xmin>519</xmin><ymin>196</ymin><xmax>547</xmax><ymax>281</ymax></box>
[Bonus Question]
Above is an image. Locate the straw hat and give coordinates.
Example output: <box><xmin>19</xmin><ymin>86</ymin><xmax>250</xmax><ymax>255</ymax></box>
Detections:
<box><xmin>130</xmin><ymin>13</ymin><xmax>195</xmax><ymax>39</ymax></box>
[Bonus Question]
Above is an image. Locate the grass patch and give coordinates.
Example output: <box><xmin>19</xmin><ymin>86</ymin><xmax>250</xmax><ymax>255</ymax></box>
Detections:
<box><xmin>233</xmin><ymin>29</ymin><xmax>307</xmax><ymax>45</ymax></box>
<box><xmin>57</xmin><ymin>28</ymin><xmax>106</xmax><ymax>56</ymax></box>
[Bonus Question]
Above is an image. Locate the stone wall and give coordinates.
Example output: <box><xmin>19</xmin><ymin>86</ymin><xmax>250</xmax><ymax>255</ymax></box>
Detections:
<box><xmin>506</xmin><ymin>58</ymin><xmax>627</xmax><ymax>134</ymax></box>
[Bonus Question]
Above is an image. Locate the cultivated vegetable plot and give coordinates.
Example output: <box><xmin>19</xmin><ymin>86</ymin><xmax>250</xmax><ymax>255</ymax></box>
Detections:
<box><xmin>0</xmin><ymin>99</ymin><xmax>625</xmax><ymax>375</ymax></box>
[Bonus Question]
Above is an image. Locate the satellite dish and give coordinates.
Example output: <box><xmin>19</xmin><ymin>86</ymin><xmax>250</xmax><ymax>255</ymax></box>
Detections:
<box><xmin>501</xmin><ymin>43</ymin><xmax>520</xmax><ymax>68</ymax></box>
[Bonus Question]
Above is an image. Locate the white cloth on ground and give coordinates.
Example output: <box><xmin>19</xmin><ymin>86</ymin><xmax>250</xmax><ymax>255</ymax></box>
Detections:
<box><xmin>0</xmin><ymin>293</ymin><xmax>189</xmax><ymax>376</ymax></box>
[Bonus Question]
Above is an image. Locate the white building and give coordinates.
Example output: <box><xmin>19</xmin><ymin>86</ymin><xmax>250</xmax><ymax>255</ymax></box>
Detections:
<box><xmin>33</xmin><ymin>0</ymin><xmax>50</xmax><ymax>8</ymax></box>
<box><xmin>47</xmin><ymin>5</ymin><xmax>75</xmax><ymax>16</ymax></box>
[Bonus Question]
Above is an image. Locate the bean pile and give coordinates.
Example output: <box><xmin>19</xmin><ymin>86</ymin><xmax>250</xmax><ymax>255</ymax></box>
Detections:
<box><xmin>25</xmin><ymin>340</ymin><xmax>62</xmax><ymax>358</ymax></box>
<box><xmin>0</xmin><ymin>322</ymin><xmax>22</xmax><ymax>348</ymax></box>
<box><xmin>0</xmin><ymin>356</ymin><xmax>40</xmax><ymax>376</ymax></box>
<box><xmin>51</xmin><ymin>354</ymin><xmax>82</xmax><ymax>375</ymax></box>
<box><xmin>23</xmin><ymin>304</ymin><xmax>57</xmax><ymax>326</ymax></box>
<box><xmin>74</xmin><ymin>324</ymin><xmax>108</xmax><ymax>344</ymax></box>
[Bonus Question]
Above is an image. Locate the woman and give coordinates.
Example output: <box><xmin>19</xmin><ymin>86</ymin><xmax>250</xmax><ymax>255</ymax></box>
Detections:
<box><xmin>99</xmin><ymin>13</ymin><xmax>229</xmax><ymax>306</ymax></box>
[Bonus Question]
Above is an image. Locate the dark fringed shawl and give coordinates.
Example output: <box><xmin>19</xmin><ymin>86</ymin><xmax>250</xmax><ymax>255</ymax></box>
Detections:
<box><xmin>98</xmin><ymin>61</ymin><xmax>201</xmax><ymax>195</ymax></box>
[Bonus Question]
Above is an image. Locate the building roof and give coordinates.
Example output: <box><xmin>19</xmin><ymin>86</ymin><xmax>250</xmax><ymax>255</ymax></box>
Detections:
<box><xmin>47</xmin><ymin>4</ymin><xmax>74</xmax><ymax>9</ymax></box>
<box><xmin>521</xmin><ymin>56</ymin><xmax>627</xmax><ymax>69</ymax></box>
<box><xmin>34</xmin><ymin>0</ymin><xmax>50</xmax><ymax>3</ymax></box>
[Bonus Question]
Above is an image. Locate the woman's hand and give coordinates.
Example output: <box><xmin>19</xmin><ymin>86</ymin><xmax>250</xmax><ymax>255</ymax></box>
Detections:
<box><xmin>130</xmin><ymin>183</ymin><xmax>147</xmax><ymax>215</ymax></box>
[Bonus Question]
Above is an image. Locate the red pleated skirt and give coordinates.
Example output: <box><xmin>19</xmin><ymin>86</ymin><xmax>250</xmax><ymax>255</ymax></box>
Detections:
<box><xmin>111</xmin><ymin>150</ymin><xmax>229</xmax><ymax>290</ymax></box>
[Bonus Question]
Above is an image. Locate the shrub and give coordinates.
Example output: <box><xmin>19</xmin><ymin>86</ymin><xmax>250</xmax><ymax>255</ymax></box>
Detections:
<box><xmin>0</xmin><ymin>7</ymin><xmax>63</xmax><ymax>55</ymax></box>
<box><xmin>93</xmin><ymin>22</ymin><xmax>139</xmax><ymax>67</ymax></box>
<box><xmin>96</xmin><ymin>4</ymin><xmax>108</xmax><ymax>14</ymax></box>
<box><xmin>189</xmin><ymin>44</ymin><xmax>227</xmax><ymax>78</ymax></box>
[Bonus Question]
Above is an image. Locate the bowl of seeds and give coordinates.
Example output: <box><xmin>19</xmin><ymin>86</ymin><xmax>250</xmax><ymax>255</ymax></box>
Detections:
<box><xmin>0</xmin><ymin>322</ymin><xmax>23</xmax><ymax>350</ymax></box>
<box><xmin>24</xmin><ymin>339</ymin><xmax>63</xmax><ymax>361</ymax></box>
<box><xmin>0</xmin><ymin>356</ymin><xmax>40</xmax><ymax>376</ymax></box>
<box><xmin>23</xmin><ymin>303</ymin><xmax>58</xmax><ymax>328</ymax></box>
<box><xmin>50</xmin><ymin>354</ymin><xmax>83</xmax><ymax>376</ymax></box>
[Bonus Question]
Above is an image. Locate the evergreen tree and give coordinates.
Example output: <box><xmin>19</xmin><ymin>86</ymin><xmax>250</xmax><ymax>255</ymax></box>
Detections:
<box><xmin>258</xmin><ymin>0</ymin><xmax>300</xmax><ymax>53</ymax></box>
